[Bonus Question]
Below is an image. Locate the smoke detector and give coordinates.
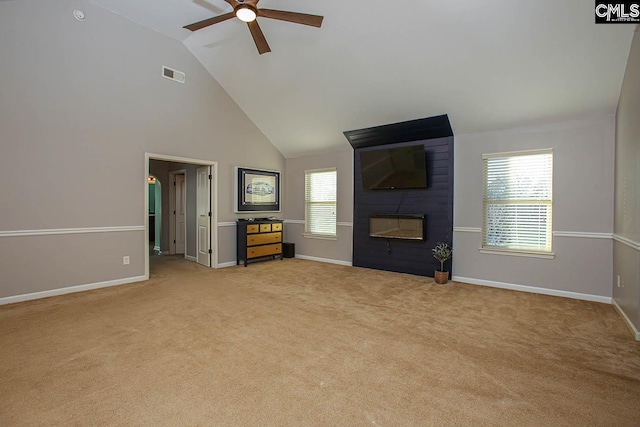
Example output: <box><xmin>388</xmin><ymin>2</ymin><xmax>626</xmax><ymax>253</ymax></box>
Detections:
<box><xmin>73</xmin><ymin>10</ymin><xmax>86</xmax><ymax>21</ymax></box>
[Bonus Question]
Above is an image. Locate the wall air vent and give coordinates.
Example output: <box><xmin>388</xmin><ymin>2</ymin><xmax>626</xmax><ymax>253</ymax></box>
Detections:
<box><xmin>162</xmin><ymin>66</ymin><xmax>185</xmax><ymax>84</ymax></box>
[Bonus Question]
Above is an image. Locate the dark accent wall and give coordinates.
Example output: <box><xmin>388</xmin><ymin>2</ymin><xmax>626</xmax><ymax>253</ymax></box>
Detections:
<box><xmin>349</xmin><ymin>117</ymin><xmax>454</xmax><ymax>277</ymax></box>
<box><xmin>345</xmin><ymin>115</ymin><xmax>453</xmax><ymax>149</ymax></box>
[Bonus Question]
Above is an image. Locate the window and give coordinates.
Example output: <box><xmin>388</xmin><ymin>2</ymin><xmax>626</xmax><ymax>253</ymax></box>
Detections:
<box><xmin>305</xmin><ymin>168</ymin><xmax>337</xmax><ymax>237</ymax></box>
<box><xmin>482</xmin><ymin>149</ymin><xmax>553</xmax><ymax>255</ymax></box>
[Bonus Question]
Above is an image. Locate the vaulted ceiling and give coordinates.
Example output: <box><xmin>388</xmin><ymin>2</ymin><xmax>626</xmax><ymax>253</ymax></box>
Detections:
<box><xmin>92</xmin><ymin>0</ymin><xmax>635</xmax><ymax>157</ymax></box>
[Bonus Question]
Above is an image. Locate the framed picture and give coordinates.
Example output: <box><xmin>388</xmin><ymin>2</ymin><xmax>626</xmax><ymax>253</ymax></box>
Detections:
<box><xmin>235</xmin><ymin>167</ymin><xmax>281</xmax><ymax>212</ymax></box>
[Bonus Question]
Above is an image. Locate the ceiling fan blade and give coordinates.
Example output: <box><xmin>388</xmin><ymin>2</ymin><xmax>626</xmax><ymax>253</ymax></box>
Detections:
<box><xmin>183</xmin><ymin>12</ymin><xmax>235</xmax><ymax>31</ymax></box>
<box><xmin>258</xmin><ymin>9</ymin><xmax>323</xmax><ymax>28</ymax></box>
<box><xmin>247</xmin><ymin>21</ymin><xmax>271</xmax><ymax>54</ymax></box>
<box><xmin>224</xmin><ymin>0</ymin><xmax>260</xmax><ymax>8</ymax></box>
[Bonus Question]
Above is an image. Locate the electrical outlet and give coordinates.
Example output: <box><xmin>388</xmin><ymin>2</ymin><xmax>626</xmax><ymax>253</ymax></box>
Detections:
<box><xmin>617</xmin><ymin>275</ymin><xmax>621</xmax><ymax>288</ymax></box>
<box><xmin>123</xmin><ymin>256</ymin><xmax>130</xmax><ymax>265</ymax></box>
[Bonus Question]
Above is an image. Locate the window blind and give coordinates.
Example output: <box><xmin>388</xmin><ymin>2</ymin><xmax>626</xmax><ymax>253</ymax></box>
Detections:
<box><xmin>305</xmin><ymin>169</ymin><xmax>337</xmax><ymax>237</ymax></box>
<box><xmin>482</xmin><ymin>150</ymin><xmax>553</xmax><ymax>253</ymax></box>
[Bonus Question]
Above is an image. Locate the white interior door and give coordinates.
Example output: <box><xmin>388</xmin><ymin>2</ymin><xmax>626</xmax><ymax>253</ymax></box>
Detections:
<box><xmin>175</xmin><ymin>174</ymin><xmax>186</xmax><ymax>255</ymax></box>
<box><xmin>196</xmin><ymin>166</ymin><xmax>211</xmax><ymax>267</ymax></box>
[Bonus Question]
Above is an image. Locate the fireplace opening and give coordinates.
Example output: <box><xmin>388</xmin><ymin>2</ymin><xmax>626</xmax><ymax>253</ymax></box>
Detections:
<box><xmin>369</xmin><ymin>214</ymin><xmax>425</xmax><ymax>241</ymax></box>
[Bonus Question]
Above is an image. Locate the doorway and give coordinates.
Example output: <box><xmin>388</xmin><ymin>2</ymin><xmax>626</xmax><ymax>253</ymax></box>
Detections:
<box><xmin>169</xmin><ymin>170</ymin><xmax>186</xmax><ymax>256</ymax></box>
<box><xmin>145</xmin><ymin>154</ymin><xmax>218</xmax><ymax>279</ymax></box>
<box><xmin>148</xmin><ymin>175</ymin><xmax>162</xmax><ymax>256</ymax></box>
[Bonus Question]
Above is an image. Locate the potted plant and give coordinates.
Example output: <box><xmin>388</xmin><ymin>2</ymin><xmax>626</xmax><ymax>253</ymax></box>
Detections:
<box><xmin>432</xmin><ymin>242</ymin><xmax>452</xmax><ymax>284</ymax></box>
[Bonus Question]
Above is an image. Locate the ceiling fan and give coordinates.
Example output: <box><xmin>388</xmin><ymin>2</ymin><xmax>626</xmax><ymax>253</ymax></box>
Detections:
<box><xmin>183</xmin><ymin>0</ymin><xmax>324</xmax><ymax>55</ymax></box>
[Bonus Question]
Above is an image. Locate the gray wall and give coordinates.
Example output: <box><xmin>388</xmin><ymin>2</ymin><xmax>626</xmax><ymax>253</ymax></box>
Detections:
<box><xmin>284</xmin><ymin>115</ymin><xmax>619</xmax><ymax>302</ymax></box>
<box><xmin>0</xmin><ymin>0</ymin><xmax>284</xmax><ymax>299</ymax></box>
<box><xmin>0</xmin><ymin>0</ymin><xmax>634</xmax><ymax>314</ymax></box>
<box><xmin>613</xmin><ymin>28</ymin><xmax>640</xmax><ymax>333</ymax></box>
<box><xmin>453</xmin><ymin>115</ymin><xmax>615</xmax><ymax>300</ymax></box>
<box><xmin>284</xmin><ymin>149</ymin><xmax>353</xmax><ymax>264</ymax></box>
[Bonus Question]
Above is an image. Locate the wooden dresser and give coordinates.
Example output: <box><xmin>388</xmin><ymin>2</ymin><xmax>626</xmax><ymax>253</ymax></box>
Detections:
<box><xmin>236</xmin><ymin>219</ymin><xmax>283</xmax><ymax>267</ymax></box>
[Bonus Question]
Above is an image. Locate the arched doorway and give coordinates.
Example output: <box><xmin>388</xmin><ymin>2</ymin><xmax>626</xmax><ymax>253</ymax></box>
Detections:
<box><xmin>148</xmin><ymin>175</ymin><xmax>161</xmax><ymax>256</ymax></box>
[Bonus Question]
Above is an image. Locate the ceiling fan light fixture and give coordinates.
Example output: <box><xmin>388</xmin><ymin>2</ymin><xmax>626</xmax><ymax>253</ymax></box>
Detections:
<box><xmin>236</xmin><ymin>6</ymin><xmax>257</xmax><ymax>22</ymax></box>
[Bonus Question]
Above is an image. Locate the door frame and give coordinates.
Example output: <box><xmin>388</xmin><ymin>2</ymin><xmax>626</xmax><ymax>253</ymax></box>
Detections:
<box><xmin>144</xmin><ymin>153</ymin><xmax>218</xmax><ymax>280</ymax></box>
<box><xmin>168</xmin><ymin>169</ymin><xmax>187</xmax><ymax>256</ymax></box>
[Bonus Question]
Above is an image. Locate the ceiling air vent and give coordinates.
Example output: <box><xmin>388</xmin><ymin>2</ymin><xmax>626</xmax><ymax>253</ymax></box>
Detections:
<box><xmin>162</xmin><ymin>66</ymin><xmax>185</xmax><ymax>84</ymax></box>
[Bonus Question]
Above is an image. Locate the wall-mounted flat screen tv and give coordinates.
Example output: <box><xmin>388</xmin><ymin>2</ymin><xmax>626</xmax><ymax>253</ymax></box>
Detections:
<box><xmin>360</xmin><ymin>144</ymin><xmax>427</xmax><ymax>190</ymax></box>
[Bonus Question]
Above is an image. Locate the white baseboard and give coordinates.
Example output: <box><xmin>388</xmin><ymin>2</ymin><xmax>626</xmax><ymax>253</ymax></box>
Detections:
<box><xmin>185</xmin><ymin>255</ymin><xmax>197</xmax><ymax>262</ymax></box>
<box><xmin>295</xmin><ymin>254</ymin><xmax>353</xmax><ymax>267</ymax></box>
<box><xmin>612</xmin><ymin>299</ymin><xmax>640</xmax><ymax>341</ymax></box>
<box><xmin>217</xmin><ymin>261</ymin><xmax>238</xmax><ymax>268</ymax></box>
<box><xmin>452</xmin><ymin>275</ymin><xmax>612</xmax><ymax>304</ymax></box>
<box><xmin>217</xmin><ymin>257</ymin><xmax>354</xmax><ymax>268</ymax></box>
<box><xmin>0</xmin><ymin>275</ymin><xmax>148</xmax><ymax>306</ymax></box>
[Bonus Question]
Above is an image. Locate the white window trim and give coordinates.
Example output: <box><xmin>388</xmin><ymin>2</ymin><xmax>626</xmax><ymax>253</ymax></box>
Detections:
<box><xmin>481</xmin><ymin>148</ymin><xmax>553</xmax><ymax>160</ymax></box>
<box><xmin>304</xmin><ymin>167</ymin><xmax>337</xmax><ymax>238</ymax></box>
<box><xmin>302</xmin><ymin>233</ymin><xmax>338</xmax><ymax>240</ymax></box>
<box><xmin>479</xmin><ymin>248</ymin><xmax>555</xmax><ymax>259</ymax></box>
<box><xmin>482</xmin><ymin>148</ymin><xmax>553</xmax><ymax>257</ymax></box>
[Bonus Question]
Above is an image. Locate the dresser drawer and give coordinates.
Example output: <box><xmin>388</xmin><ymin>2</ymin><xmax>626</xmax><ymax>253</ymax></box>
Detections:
<box><xmin>271</xmin><ymin>223</ymin><xmax>282</xmax><ymax>231</ymax></box>
<box><xmin>247</xmin><ymin>243</ymin><xmax>282</xmax><ymax>259</ymax></box>
<box><xmin>260</xmin><ymin>224</ymin><xmax>272</xmax><ymax>232</ymax></box>
<box><xmin>247</xmin><ymin>224</ymin><xmax>260</xmax><ymax>234</ymax></box>
<box><xmin>247</xmin><ymin>232</ymin><xmax>282</xmax><ymax>246</ymax></box>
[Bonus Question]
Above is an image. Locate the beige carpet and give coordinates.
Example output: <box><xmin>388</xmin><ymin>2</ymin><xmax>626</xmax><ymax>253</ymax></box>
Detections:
<box><xmin>1</xmin><ymin>256</ymin><xmax>639</xmax><ymax>426</ymax></box>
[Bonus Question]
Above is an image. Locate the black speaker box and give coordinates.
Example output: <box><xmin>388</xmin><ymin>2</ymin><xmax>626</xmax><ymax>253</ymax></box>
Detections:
<box><xmin>282</xmin><ymin>242</ymin><xmax>295</xmax><ymax>258</ymax></box>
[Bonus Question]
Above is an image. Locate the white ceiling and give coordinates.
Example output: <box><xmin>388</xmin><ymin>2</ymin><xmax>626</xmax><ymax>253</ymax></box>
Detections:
<box><xmin>92</xmin><ymin>0</ymin><xmax>635</xmax><ymax>157</ymax></box>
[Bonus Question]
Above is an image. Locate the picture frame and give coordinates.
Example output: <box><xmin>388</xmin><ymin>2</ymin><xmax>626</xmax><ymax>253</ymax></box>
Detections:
<box><xmin>234</xmin><ymin>167</ymin><xmax>281</xmax><ymax>213</ymax></box>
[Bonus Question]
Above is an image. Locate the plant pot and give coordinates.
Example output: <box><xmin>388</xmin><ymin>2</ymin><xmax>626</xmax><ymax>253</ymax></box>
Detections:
<box><xmin>434</xmin><ymin>270</ymin><xmax>449</xmax><ymax>284</ymax></box>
